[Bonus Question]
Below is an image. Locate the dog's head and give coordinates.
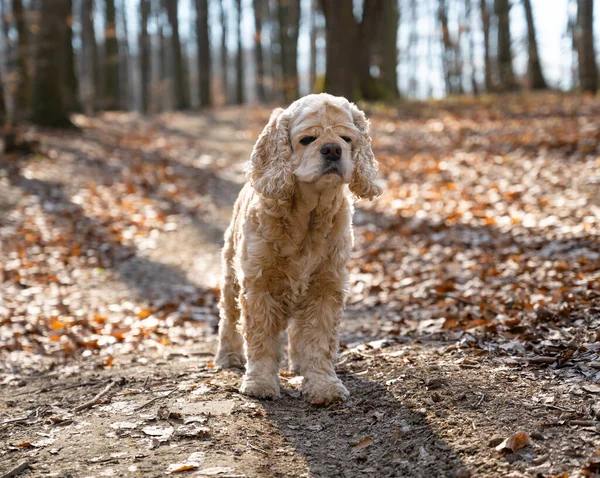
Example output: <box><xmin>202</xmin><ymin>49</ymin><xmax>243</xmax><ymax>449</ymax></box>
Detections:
<box><xmin>246</xmin><ymin>93</ymin><xmax>382</xmax><ymax>202</ymax></box>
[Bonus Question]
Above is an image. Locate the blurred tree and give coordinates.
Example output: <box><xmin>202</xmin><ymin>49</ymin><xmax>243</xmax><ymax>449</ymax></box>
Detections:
<box><xmin>118</xmin><ymin>0</ymin><xmax>131</xmax><ymax>110</ymax></box>
<box><xmin>376</xmin><ymin>0</ymin><xmax>400</xmax><ymax>98</ymax></box>
<box><xmin>220</xmin><ymin>0</ymin><xmax>228</xmax><ymax>103</ymax></box>
<box><xmin>64</xmin><ymin>0</ymin><xmax>79</xmax><ymax>111</ymax></box>
<box><xmin>81</xmin><ymin>0</ymin><xmax>98</xmax><ymax>115</ymax></box>
<box><xmin>494</xmin><ymin>0</ymin><xmax>518</xmax><ymax>91</ymax></box>
<box><xmin>522</xmin><ymin>0</ymin><xmax>547</xmax><ymax>89</ymax></box>
<box><xmin>253</xmin><ymin>0</ymin><xmax>266</xmax><ymax>102</ymax></box>
<box><xmin>308</xmin><ymin>0</ymin><xmax>317</xmax><ymax>93</ymax></box>
<box><xmin>438</xmin><ymin>0</ymin><xmax>463</xmax><ymax>95</ymax></box>
<box><xmin>277</xmin><ymin>0</ymin><xmax>300</xmax><ymax>102</ymax></box>
<box><xmin>466</xmin><ymin>0</ymin><xmax>478</xmax><ymax>94</ymax></box>
<box><xmin>140</xmin><ymin>0</ymin><xmax>151</xmax><ymax>112</ymax></box>
<box><xmin>196</xmin><ymin>0</ymin><xmax>211</xmax><ymax>107</ymax></box>
<box><xmin>104</xmin><ymin>0</ymin><xmax>120</xmax><ymax>110</ymax></box>
<box><xmin>576</xmin><ymin>0</ymin><xmax>598</xmax><ymax>93</ymax></box>
<box><xmin>165</xmin><ymin>0</ymin><xmax>190</xmax><ymax>109</ymax></box>
<box><xmin>269</xmin><ymin>0</ymin><xmax>283</xmax><ymax>101</ymax></box>
<box><xmin>32</xmin><ymin>0</ymin><xmax>74</xmax><ymax>126</ymax></box>
<box><xmin>480</xmin><ymin>0</ymin><xmax>492</xmax><ymax>91</ymax></box>
<box><xmin>12</xmin><ymin>0</ymin><xmax>30</xmax><ymax>117</ymax></box>
<box><xmin>320</xmin><ymin>0</ymin><xmax>394</xmax><ymax>101</ymax></box>
<box><xmin>235</xmin><ymin>0</ymin><xmax>244</xmax><ymax>104</ymax></box>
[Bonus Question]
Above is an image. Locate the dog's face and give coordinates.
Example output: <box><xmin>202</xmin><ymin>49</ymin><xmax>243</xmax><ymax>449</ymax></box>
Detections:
<box><xmin>289</xmin><ymin>96</ymin><xmax>357</xmax><ymax>187</ymax></box>
<box><xmin>246</xmin><ymin>93</ymin><xmax>382</xmax><ymax>202</ymax></box>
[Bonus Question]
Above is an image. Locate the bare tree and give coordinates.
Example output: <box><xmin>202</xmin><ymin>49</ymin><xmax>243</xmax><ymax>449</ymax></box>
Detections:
<box><xmin>308</xmin><ymin>0</ymin><xmax>317</xmax><ymax>93</ymax></box>
<box><xmin>494</xmin><ymin>0</ymin><xmax>518</xmax><ymax>90</ymax></box>
<box><xmin>196</xmin><ymin>0</ymin><xmax>211</xmax><ymax>107</ymax></box>
<box><xmin>480</xmin><ymin>0</ymin><xmax>492</xmax><ymax>91</ymax></box>
<box><xmin>378</xmin><ymin>0</ymin><xmax>400</xmax><ymax>98</ymax></box>
<box><xmin>235</xmin><ymin>0</ymin><xmax>244</xmax><ymax>104</ymax></box>
<box><xmin>522</xmin><ymin>0</ymin><xmax>547</xmax><ymax>89</ymax></box>
<box><xmin>140</xmin><ymin>0</ymin><xmax>151</xmax><ymax>112</ymax></box>
<box><xmin>104</xmin><ymin>0</ymin><xmax>120</xmax><ymax>110</ymax></box>
<box><xmin>165</xmin><ymin>0</ymin><xmax>190</xmax><ymax>109</ymax></box>
<box><xmin>277</xmin><ymin>0</ymin><xmax>300</xmax><ymax>102</ymax></box>
<box><xmin>12</xmin><ymin>0</ymin><xmax>30</xmax><ymax>116</ymax></box>
<box><xmin>81</xmin><ymin>0</ymin><xmax>98</xmax><ymax>114</ymax></box>
<box><xmin>253</xmin><ymin>0</ymin><xmax>267</xmax><ymax>102</ymax></box>
<box><xmin>220</xmin><ymin>0</ymin><xmax>228</xmax><ymax>103</ymax></box>
<box><xmin>576</xmin><ymin>0</ymin><xmax>598</xmax><ymax>93</ymax></box>
<box><xmin>118</xmin><ymin>0</ymin><xmax>131</xmax><ymax>110</ymax></box>
<box><xmin>32</xmin><ymin>0</ymin><xmax>74</xmax><ymax>126</ymax></box>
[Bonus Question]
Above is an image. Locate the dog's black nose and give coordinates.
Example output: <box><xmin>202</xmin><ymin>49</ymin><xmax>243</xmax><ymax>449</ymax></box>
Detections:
<box><xmin>320</xmin><ymin>143</ymin><xmax>342</xmax><ymax>161</ymax></box>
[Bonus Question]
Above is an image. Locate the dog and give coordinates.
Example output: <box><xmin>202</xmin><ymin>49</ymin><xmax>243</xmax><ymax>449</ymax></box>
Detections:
<box><xmin>214</xmin><ymin>93</ymin><xmax>381</xmax><ymax>404</ymax></box>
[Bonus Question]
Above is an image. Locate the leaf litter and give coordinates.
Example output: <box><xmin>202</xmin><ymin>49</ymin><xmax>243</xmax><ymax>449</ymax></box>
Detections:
<box><xmin>0</xmin><ymin>95</ymin><xmax>599</xmax><ymax>477</ymax></box>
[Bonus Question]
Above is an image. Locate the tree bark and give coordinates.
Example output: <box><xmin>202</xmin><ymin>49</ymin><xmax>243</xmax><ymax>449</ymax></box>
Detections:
<box><xmin>220</xmin><ymin>0</ymin><xmax>228</xmax><ymax>103</ymax></box>
<box><xmin>494</xmin><ymin>0</ymin><xmax>518</xmax><ymax>91</ymax></box>
<box><xmin>253</xmin><ymin>0</ymin><xmax>266</xmax><ymax>102</ymax></box>
<box><xmin>140</xmin><ymin>0</ymin><xmax>151</xmax><ymax>112</ymax></box>
<box><xmin>196</xmin><ymin>0</ymin><xmax>212</xmax><ymax>107</ymax></box>
<box><xmin>165</xmin><ymin>0</ymin><xmax>190</xmax><ymax>109</ymax></box>
<box><xmin>522</xmin><ymin>0</ymin><xmax>547</xmax><ymax>89</ymax></box>
<box><xmin>378</xmin><ymin>0</ymin><xmax>400</xmax><ymax>98</ymax></box>
<box><xmin>576</xmin><ymin>0</ymin><xmax>598</xmax><ymax>93</ymax></box>
<box><xmin>308</xmin><ymin>0</ymin><xmax>317</xmax><ymax>93</ymax></box>
<box><xmin>118</xmin><ymin>0</ymin><xmax>131</xmax><ymax>110</ymax></box>
<box><xmin>277</xmin><ymin>0</ymin><xmax>300</xmax><ymax>102</ymax></box>
<box><xmin>32</xmin><ymin>0</ymin><xmax>73</xmax><ymax>126</ymax></box>
<box><xmin>235</xmin><ymin>0</ymin><xmax>244</xmax><ymax>104</ymax></box>
<box><xmin>480</xmin><ymin>0</ymin><xmax>492</xmax><ymax>92</ymax></box>
<box><xmin>12</xmin><ymin>0</ymin><xmax>30</xmax><ymax>117</ymax></box>
<box><xmin>81</xmin><ymin>0</ymin><xmax>98</xmax><ymax>114</ymax></box>
<box><xmin>104</xmin><ymin>0</ymin><xmax>120</xmax><ymax>110</ymax></box>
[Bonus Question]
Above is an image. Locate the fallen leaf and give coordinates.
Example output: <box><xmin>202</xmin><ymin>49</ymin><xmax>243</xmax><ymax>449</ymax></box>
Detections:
<box><xmin>582</xmin><ymin>384</ymin><xmax>600</xmax><ymax>394</ymax></box>
<box><xmin>495</xmin><ymin>431</ymin><xmax>531</xmax><ymax>453</ymax></box>
<box><xmin>352</xmin><ymin>436</ymin><xmax>373</xmax><ymax>449</ymax></box>
<box><xmin>197</xmin><ymin>467</ymin><xmax>235</xmax><ymax>476</ymax></box>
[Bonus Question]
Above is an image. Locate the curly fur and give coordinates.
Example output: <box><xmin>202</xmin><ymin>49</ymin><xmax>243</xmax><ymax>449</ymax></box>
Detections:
<box><xmin>215</xmin><ymin>93</ymin><xmax>381</xmax><ymax>404</ymax></box>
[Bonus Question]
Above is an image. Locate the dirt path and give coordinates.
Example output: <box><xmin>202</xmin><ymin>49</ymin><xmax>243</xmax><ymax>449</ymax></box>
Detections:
<box><xmin>1</xmin><ymin>97</ymin><xmax>600</xmax><ymax>477</ymax></box>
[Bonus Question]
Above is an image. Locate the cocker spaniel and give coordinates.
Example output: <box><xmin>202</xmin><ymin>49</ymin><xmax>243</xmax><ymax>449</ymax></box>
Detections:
<box><xmin>215</xmin><ymin>93</ymin><xmax>381</xmax><ymax>404</ymax></box>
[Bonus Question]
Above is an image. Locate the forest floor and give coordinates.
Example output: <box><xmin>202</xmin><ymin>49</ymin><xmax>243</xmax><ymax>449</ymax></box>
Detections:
<box><xmin>1</xmin><ymin>93</ymin><xmax>600</xmax><ymax>478</ymax></box>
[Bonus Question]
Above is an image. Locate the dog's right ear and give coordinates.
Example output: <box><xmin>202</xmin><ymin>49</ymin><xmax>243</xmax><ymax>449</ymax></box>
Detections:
<box><xmin>245</xmin><ymin>107</ymin><xmax>294</xmax><ymax>202</ymax></box>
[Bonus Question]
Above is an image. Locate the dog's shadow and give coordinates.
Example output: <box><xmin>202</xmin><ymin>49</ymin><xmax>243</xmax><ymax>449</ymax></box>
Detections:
<box><xmin>258</xmin><ymin>373</ymin><xmax>466</xmax><ymax>477</ymax></box>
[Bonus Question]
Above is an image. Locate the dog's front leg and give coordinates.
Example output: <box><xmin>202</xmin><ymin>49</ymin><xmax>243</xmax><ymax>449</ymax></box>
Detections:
<box><xmin>239</xmin><ymin>287</ymin><xmax>285</xmax><ymax>399</ymax></box>
<box><xmin>289</xmin><ymin>270</ymin><xmax>349</xmax><ymax>405</ymax></box>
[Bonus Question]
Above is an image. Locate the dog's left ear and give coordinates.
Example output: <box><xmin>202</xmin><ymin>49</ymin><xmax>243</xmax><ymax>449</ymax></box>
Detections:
<box><xmin>246</xmin><ymin>107</ymin><xmax>295</xmax><ymax>202</ymax></box>
<box><xmin>348</xmin><ymin>103</ymin><xmax>382</xmax><ymax>200</ymax></box>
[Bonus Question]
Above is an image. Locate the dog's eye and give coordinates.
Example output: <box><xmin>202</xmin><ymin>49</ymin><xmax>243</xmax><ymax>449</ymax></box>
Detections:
<box><xmin>300</xmin><ymin>136</ymin><xmax>317</xmax><ymax>146</ymax></box>
<box><xmin>341</xmin><ymin>136</ymin><xmax>352</xmax><ymax>143</ymax></box>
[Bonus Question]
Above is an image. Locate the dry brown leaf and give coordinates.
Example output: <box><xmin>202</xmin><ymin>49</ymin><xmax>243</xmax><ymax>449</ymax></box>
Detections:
<box><xmin>352</xmin><ymin>436</ymin><xmax>373</xmax><ymax>449</ymax></box>
<box><xmin>495</xmin><ymin>431</ymin><xmax>531</xmax><ymax>453</ymax></box>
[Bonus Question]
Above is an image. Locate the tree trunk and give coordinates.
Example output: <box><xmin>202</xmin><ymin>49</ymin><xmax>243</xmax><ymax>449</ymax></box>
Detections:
<box><xmin>320</xmin><ymin>1</ymin><xmax>358</xmax><ymax>100</ymax></box>
<box><xmin>494</xmin><ymin>0</ymin><xmax>518</xmax><ymax>91</ymax></box>
<box><xmin>277</xmin><ymin>0</ymin><xmax>300</xmax><ymax>102</ymax></box>
<box><xmin>308</xmin><ymin>0</ymin><xmax>317</xmax><ymax>93</ymax></box>
<box><xmin>196</xmin><ymin>0</ymin><xmax>211</xmax><ymax>107</ymax></box>
<box><xmin>12</xmin><ymin>0</ymin><xmax>30</xmax><ymax>117</ymax></box>
<box><xmin>269</xmin><ymin>0</ymin><xmax>283</xmax><ymax>102</ymax></box>
<box><xmin>32</xmin><ymin>0</ymin><xmax>73</xmax><ymax>126</ymax></box>
<box><xmin>104</xmin><ymin>0</ymin><xmax>120</xmax><ymax>110</ymax></box>
<box><xmin>118</xmin><ymin>0</ymin><xmax>130</xmax><ymax>109</ymax></box>
<box><xmin>220</xmin><ymin>0</ymin><xmax>228</xmax><ymax>103</ymax></box>
<box><xmin>466</xmin><ymin>0</ymin><xmax>478</xmax><ymax>94</ymax></box>
<box><xmin>81</xmin><ymin>0</ymin><xmax>98</xmax><ymax>114</ymax></box>
<box><xmin>378</xmin><ymin>0</ymin><xmax>400</xmax><ymax>98</ymax></box>
<box><xmin>165</xmin><ymin>0</ymin><xmax>189</xmax><ymax>109</ymax></box>
<box><xmin>253</xmin><ymin>0</ymin><xmax>266</xmax><ymax>102</ymax></box>
<box><xmin>480</xmin><ymin>0</ymin><xmax>492</xmax><ymax>92</ymax></box>
<box><xmin>235</xmin><ymin>0</ymin><xmax>244</xmax><ymax>104</ymax></box>
<box><xmin>140</xmin><ymin>0</ymin><xmax>151</xmax><ymax>112</ymax></box>
<box><xmin>522</xmin><ymin>0</ymin><xmax>547</xmax><ymax>89</ymax></box>
<box><xmin>576</xmin><ymin>0</ymin><xmax>598</xmax><ymax>93</ymax></box>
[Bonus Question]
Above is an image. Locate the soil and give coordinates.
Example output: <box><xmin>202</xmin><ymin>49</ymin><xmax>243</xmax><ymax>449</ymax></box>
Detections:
<box><xmin>1</xmin><ymin>100</ymin><xmax>599</xmax><ymax>478</ymax></box>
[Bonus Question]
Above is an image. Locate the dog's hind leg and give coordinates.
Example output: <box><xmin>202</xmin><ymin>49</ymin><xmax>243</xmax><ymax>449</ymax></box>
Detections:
<box><xmin>215</xmin><ymin>239</ymin><xmax>245</xmax><ymax>370</ymax></box>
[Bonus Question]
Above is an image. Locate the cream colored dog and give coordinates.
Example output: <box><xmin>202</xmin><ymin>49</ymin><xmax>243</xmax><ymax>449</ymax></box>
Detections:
<box><xmin>215</xmin><ymin>93</ymin><xmax>381</xmax><ymax>404</ymax></box>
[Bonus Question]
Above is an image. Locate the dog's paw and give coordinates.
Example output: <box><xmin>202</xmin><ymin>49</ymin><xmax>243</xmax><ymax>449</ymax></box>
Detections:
<box><xmin>214</xmin><ymin>351</ymin><xmax>246</xmax><ymax>370</ymax></box>
<box><xmin>240</xmin><ymin>374</ymin><xmax>281</xmax><ymax>400</ymax></box>
<box><xmin>302</xmin><ymin>375</ymin><xmax>349</xmax><ymax>405</ymax></box>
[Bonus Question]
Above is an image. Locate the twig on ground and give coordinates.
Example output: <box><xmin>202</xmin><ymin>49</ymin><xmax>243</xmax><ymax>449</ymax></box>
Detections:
<box><xmin>0</xmin><ymin>461</ymin><xmax>30</xmax><ymax>478</ymax></box>
<box><xmin>528</xmin><ymin>356</ymin><xmax>557</xmax><ymax>364</ymax></box>
<box><xmin>246</xmin><ymin>441</ymin><xmax>268</xmax><ymax>455</ymax></box>
<box><xmin>569</xmin><ymin>420</ymin><xmax>600</xmax><ymax>427</ymax></box>
<box><xmin>133</xmin><ymin>389</ymin><xmax>176</xmax><ymax>411</ymax></box>
<box><xmin>39</xmin><ymin>379</ymin><xmax>109</xmax><ymax>394</ymax></box>
<box><xmin>476</xmin><ymin>392</ymin><xmax>485</xmax><ymax>408</ymax></box>
<box><xmin>544</xmin><ymin>404</ymin><xmax>576</xmax><ymax>413</ymax></box>
<box><xmin>0</xmin><ymin>416</ymin><xmax>31</xmax><ymax>427</ymax></box>
<box><xmin>71</xmin><ymin>380</ymin><xmax>118</xmax><ymax>412</ymax></box>
<box><xmin>142</xmin><ymin>376</ymin><xmax>150</xmax><ymax>390</ymax></box>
